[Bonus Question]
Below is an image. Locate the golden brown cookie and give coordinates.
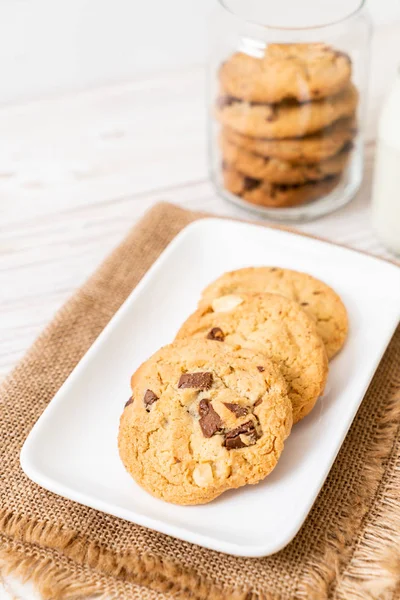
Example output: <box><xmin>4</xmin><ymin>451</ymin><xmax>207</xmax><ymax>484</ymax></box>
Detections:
<box><xmin>220</xmin><ymin>134</ymin><xmax>352</xmax><ymax>184</ymax></box>
<box><xmin>118</xmin><ymin>339</ymin><xmax>292</xmax><ymax>505</ymax></box>
<box><xmin>176</xmin><ymin>293</ymin><xmax>328</xmax><ymax>424</ymax></box>
<box><xmin>216</xmin><ymin>84</ymin><xmax>358</xmax><ymax>139</ymax></box>
<box><xmin>222</xmin><ymin>117</ymin><xmax>357</xmax><ymax>163</ymax></box>
<box><xmin>219</xmin><ymin>44</ymin><xmax>352</xmax><ymax>103</ymax></box>
<box><xmin>222</xmin><ymin>164</ymin><xmax>340</xmax><ymax>208</ymax></box>
<box><xmin>200</xmin><ymin>267</ymin><xmax>348</xmax><ymax>359</ymax></box>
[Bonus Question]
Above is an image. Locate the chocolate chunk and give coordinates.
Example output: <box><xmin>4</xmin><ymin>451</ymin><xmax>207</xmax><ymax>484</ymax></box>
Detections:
<box><xmin>300</xmin><ymin>302</ymin><xmax>309</xmax><ymax>306</ymax></box>
<box><xmin>217</xmin><ymin>95</ymin><xmax>238</xmax><ymax>109</ymax></box>
<box><xmin>342</xmin><ymin>141</ymin><xmax>354</xmax><ymax>153</ymax></box>
<box><xmin>223</xmin><ymin>403</ymin><xmax>249</xmax><ymax>417</ymax></box>
<box><xmin>257</xmin><ymin>366</ymin><xmax>265</xmax><ymax>372</ymax></box>
<box><xmin>198</xmin><ymin>399</ymin><xmax>209</xmax><ymax>417</ymax></box>
<box><xmin>266</xmin><ymin>106</ymin><xmax>278</xmax><ymax>122</ymax></box>
<box><xmin>207</xmin><ymin>327</ymin><xmax>225</xmax><ymax>342</ymax></box>
<box><xmin>224</xmin><ymin>421</ymin><xmax>260</xmax><ymax>450</ymax></box>
<box><xmin>198</xmin><ymin>399</ymin><xmax>223</xmax><ymax>438</ymax></box>
<box><xmin>178</xmin><ymin>372</ymin><xmax>213</xmax><ymax>390</ymax></box>
<box><xmin>125</xmin><ymin>396</ymin><xmax>134</xmax><ymax>408</ymax></box>
<box><xmin>254</xmin><ymin>398</ymin><xmax>263</xmax><ymax>407</ymax></box>
<box><xmin>243</xmin><ymin>176</ymin><xmax>260</xmax><ymax>192</ymax></box>
<box><xmin>143</xmin><ymin>389</ymin><xmax>158</xmax><ymax>411</ymax></box>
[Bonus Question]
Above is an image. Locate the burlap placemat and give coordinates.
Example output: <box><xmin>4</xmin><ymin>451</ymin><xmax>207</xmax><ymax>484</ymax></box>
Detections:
<box><xmin>1</xmin><ymin>202</ymin><xmax>400</xmax><ymax>600</ymax></box>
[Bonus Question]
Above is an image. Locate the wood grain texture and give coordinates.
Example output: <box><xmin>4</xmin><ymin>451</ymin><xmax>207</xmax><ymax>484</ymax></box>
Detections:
<box><xmin>1</xmin><ymin>30</ymin><xmax>399</xmax><ymax>596</ymax></box>
<box><xmin>0</xmin><ymin>142</ymin><xmax>393</xmax><ymax>381</ymax></box>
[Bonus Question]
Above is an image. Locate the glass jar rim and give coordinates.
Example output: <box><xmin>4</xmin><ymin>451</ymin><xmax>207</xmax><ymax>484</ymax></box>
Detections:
<box><xmin>217</xmin><ymin>0</ymin><xmax>367</xmax><ymax>31</ymax></box>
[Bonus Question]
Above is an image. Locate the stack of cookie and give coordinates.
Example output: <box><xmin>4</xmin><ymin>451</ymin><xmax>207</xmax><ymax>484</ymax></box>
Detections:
<box><xmin>119</xmin><ymin>267</ymin><xmax>348</xmax><ymax>505</ymax></box>
<box><xmin>215</xmin><ymin>43</ymin><xmax>358</xmax><ymax>208</ymax></box>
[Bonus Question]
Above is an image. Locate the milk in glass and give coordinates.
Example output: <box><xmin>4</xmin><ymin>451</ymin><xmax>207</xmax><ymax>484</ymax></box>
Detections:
<box><xmin>372</xmin><ymin>73</ymin><xmax>400</xmax><ymax>255</ymax></box>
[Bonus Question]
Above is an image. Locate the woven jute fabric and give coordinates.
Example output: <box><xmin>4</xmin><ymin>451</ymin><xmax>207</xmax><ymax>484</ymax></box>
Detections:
<box><xmin>1</xmin><ymin>202</ymin><xmax>400</xmax><ymax>600</ymax></box>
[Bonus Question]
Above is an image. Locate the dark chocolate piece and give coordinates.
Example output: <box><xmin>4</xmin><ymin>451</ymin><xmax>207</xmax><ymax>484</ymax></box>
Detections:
<box><xmin>143</xmin><ymin>389</ymin><xmax>159</xmax><ymax>410</ymax></box>
<box><xmin>257</xmin><ymin>366</ymin><xmax>265</xmax><ymax>372</ymax></box>
<box><xmin>198</xmin><ymin>398</ymin><xmax>209</xmax><ymax>418</ymax></box>
<box><xmin>125</xmin><ymin>397</ymin><xmax>134</xmax><ymax>408</ymax></box>
<box><xmin>265</xmin><ymin>106</ymin><xmax>278</xmax><ymax>122</ymax></box>
<box><xmin>216</xmin><ymin>95</ymin><xmax>238</xmax><ymax>109</ymax></box>
<box><xmin>223</xmin><ymin>403</ymin><xmax>249</xmax><ymax>417</ymax></box>
<box><xmin>198</xmin><ymin>399</ymin><xmax>223</xmax><ymax>438</ymax></box>
<box><xmin>178</xmin><ymin>372</ymin><xmax>213</xmax><ymax>390</ymax></box>
<box><xmin>341</xmin><ymin>141</ymin><xmax>354</xmax><ymax>153</ymax></box>
<box><xmin>207</xmin><ymin>327</ymin><xmax>225</xmax><ymax>342</ymax></box>
<box><xmin>243</xmin><ymin>176</ymin><xmax>259</xmax><ymax>192</ymax></box>
<box><xmin>224</xmin><ymin>421</ymin><xmax>260</xmax><ymax>450</ymax></box>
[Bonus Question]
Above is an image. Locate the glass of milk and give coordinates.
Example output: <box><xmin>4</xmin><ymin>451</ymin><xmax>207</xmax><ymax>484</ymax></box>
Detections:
<box><xmin>371</xmin><ymin>71</ymin><xmax>400</xmax><ymax>255</ymax></box>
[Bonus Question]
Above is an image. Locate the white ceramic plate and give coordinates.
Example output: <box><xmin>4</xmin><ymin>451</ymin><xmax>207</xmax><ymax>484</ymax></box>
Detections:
<box><xmin>21</xmin><ymin>218</ymin><xmax>400</xmax><ymax>557</ymax></box>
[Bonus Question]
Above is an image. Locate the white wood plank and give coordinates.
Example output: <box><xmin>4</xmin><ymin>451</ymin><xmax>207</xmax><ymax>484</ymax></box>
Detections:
<box><xmin>0</xmin><ymin>144</ymin><xmax>396</xmax><ymax>382</ymax></box>
<box><xmin>0</xmin><ymin>68</ymin><xmax>207</xmax><ymax>225</ymax></box>
<box><xmin>0</xmin><ymin>0</ymin><xmax>398</xmax><ymax>104</ymax></box>
<box><xmin>1</xmin><ymin>26</ymin><xmax>400</xmax><ymax>595</ymax></box>
<box><xmin>0</xmin><ymin>19</ymin><xmax>399</xmax><ymax>227</ymax></box>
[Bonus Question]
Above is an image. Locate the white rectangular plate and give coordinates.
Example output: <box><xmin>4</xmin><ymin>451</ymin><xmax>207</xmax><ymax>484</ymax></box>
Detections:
<box><xmin>21</xmin><ymin>218</ymin><xmax>400</xmax><ymax>557</ymax></box>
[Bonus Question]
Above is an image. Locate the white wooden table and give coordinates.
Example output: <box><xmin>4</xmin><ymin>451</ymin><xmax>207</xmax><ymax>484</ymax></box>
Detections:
<box><xmin>1</xmin><ymin>22</ymin><xmax>399</xmax><ymax>599</ymax></box>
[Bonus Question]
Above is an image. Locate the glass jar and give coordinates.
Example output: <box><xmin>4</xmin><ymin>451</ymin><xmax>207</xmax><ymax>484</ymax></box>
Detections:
<box><xmin>207</xmin><ymin>0</ymin><xmax>372</xmax><ymax>222</ymax></box>
<box><xmin>371</xmin><ymin>69</ymin><xmax>400</xmax><ymax>255</ymax></box>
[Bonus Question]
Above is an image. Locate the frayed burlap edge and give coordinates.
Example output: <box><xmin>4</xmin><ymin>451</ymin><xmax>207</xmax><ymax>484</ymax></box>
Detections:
<box><xmin>334</xmin><ymin>403</ymin><xmax>400</xmax><ymax>599</ymax></box>
<box><xmin>1</xmin><ymin>378</ymin><xmax>400</xmax><ymax>600</ymax></box>
<box><xmin>1</xmin><ymin>203</ymin><xmax>400</xmax><ymax>600</ymax></box>
<box><xmin>297</xmin><ymin>386</ymin><xmax>400</xmax><ymax>600</ymax></box>
<box><xmin>0</xmin><ymin>535</ymin><xmax>171</xmax><ymax>600</ymax></box>
<box><xmin>0</xmin><ymin>540</ymin><xmax>107</xmax><ymax>600</ymax></box>
<box><xmin>0</xmin><ymin>511</ymin><xmax>260</xmax><ymax>600</ymax></box>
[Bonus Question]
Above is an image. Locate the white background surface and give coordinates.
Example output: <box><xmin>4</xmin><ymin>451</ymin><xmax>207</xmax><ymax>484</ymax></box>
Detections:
<box><xmin>0</xmin><ymin>0</ymin><xmax>400</xmax><ymax>103</ymax></box>
<box><xmin>1</xmin><ymin>1</ymin><xmax>400</xmax><ymax>598</ymax></box>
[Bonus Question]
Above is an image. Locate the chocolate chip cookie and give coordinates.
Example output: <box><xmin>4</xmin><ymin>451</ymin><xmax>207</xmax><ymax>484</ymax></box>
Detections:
<box><xmin>176</xmin><ymin>293</ymin><xmax>328</xmax><ymax>424</ymax></box>
<box><xmin>200</xmin><ymin>267</ymin><xmax>348</xmax><ymax>359</ymax></box>
<box><xmin>219</xmin><ymin>44</ymin><xmax>352</xmax><ymax>104</ymax></box>
<box><xmin>220</xmin><ymin>133</ymin><xmax>352</xmax><ymax>184</ymax></box>
<box><xmin>222</xmin><ymin>117</ymin><xmax>357</xmax><ymax>163</ymax></box>
<box><xmin>216</xmin><ymin>84</ymin><xmax>358</xmax><ymax>139</ymax></box>
<box><xmin>222</xmin><ymin>164</ymin><xmax>340</xmax><ymax>208</ymax></box>
<box><xmin>118</xmin><ymin>339</ymin><xmax>292</xmax><ymax>505</ymax></box>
